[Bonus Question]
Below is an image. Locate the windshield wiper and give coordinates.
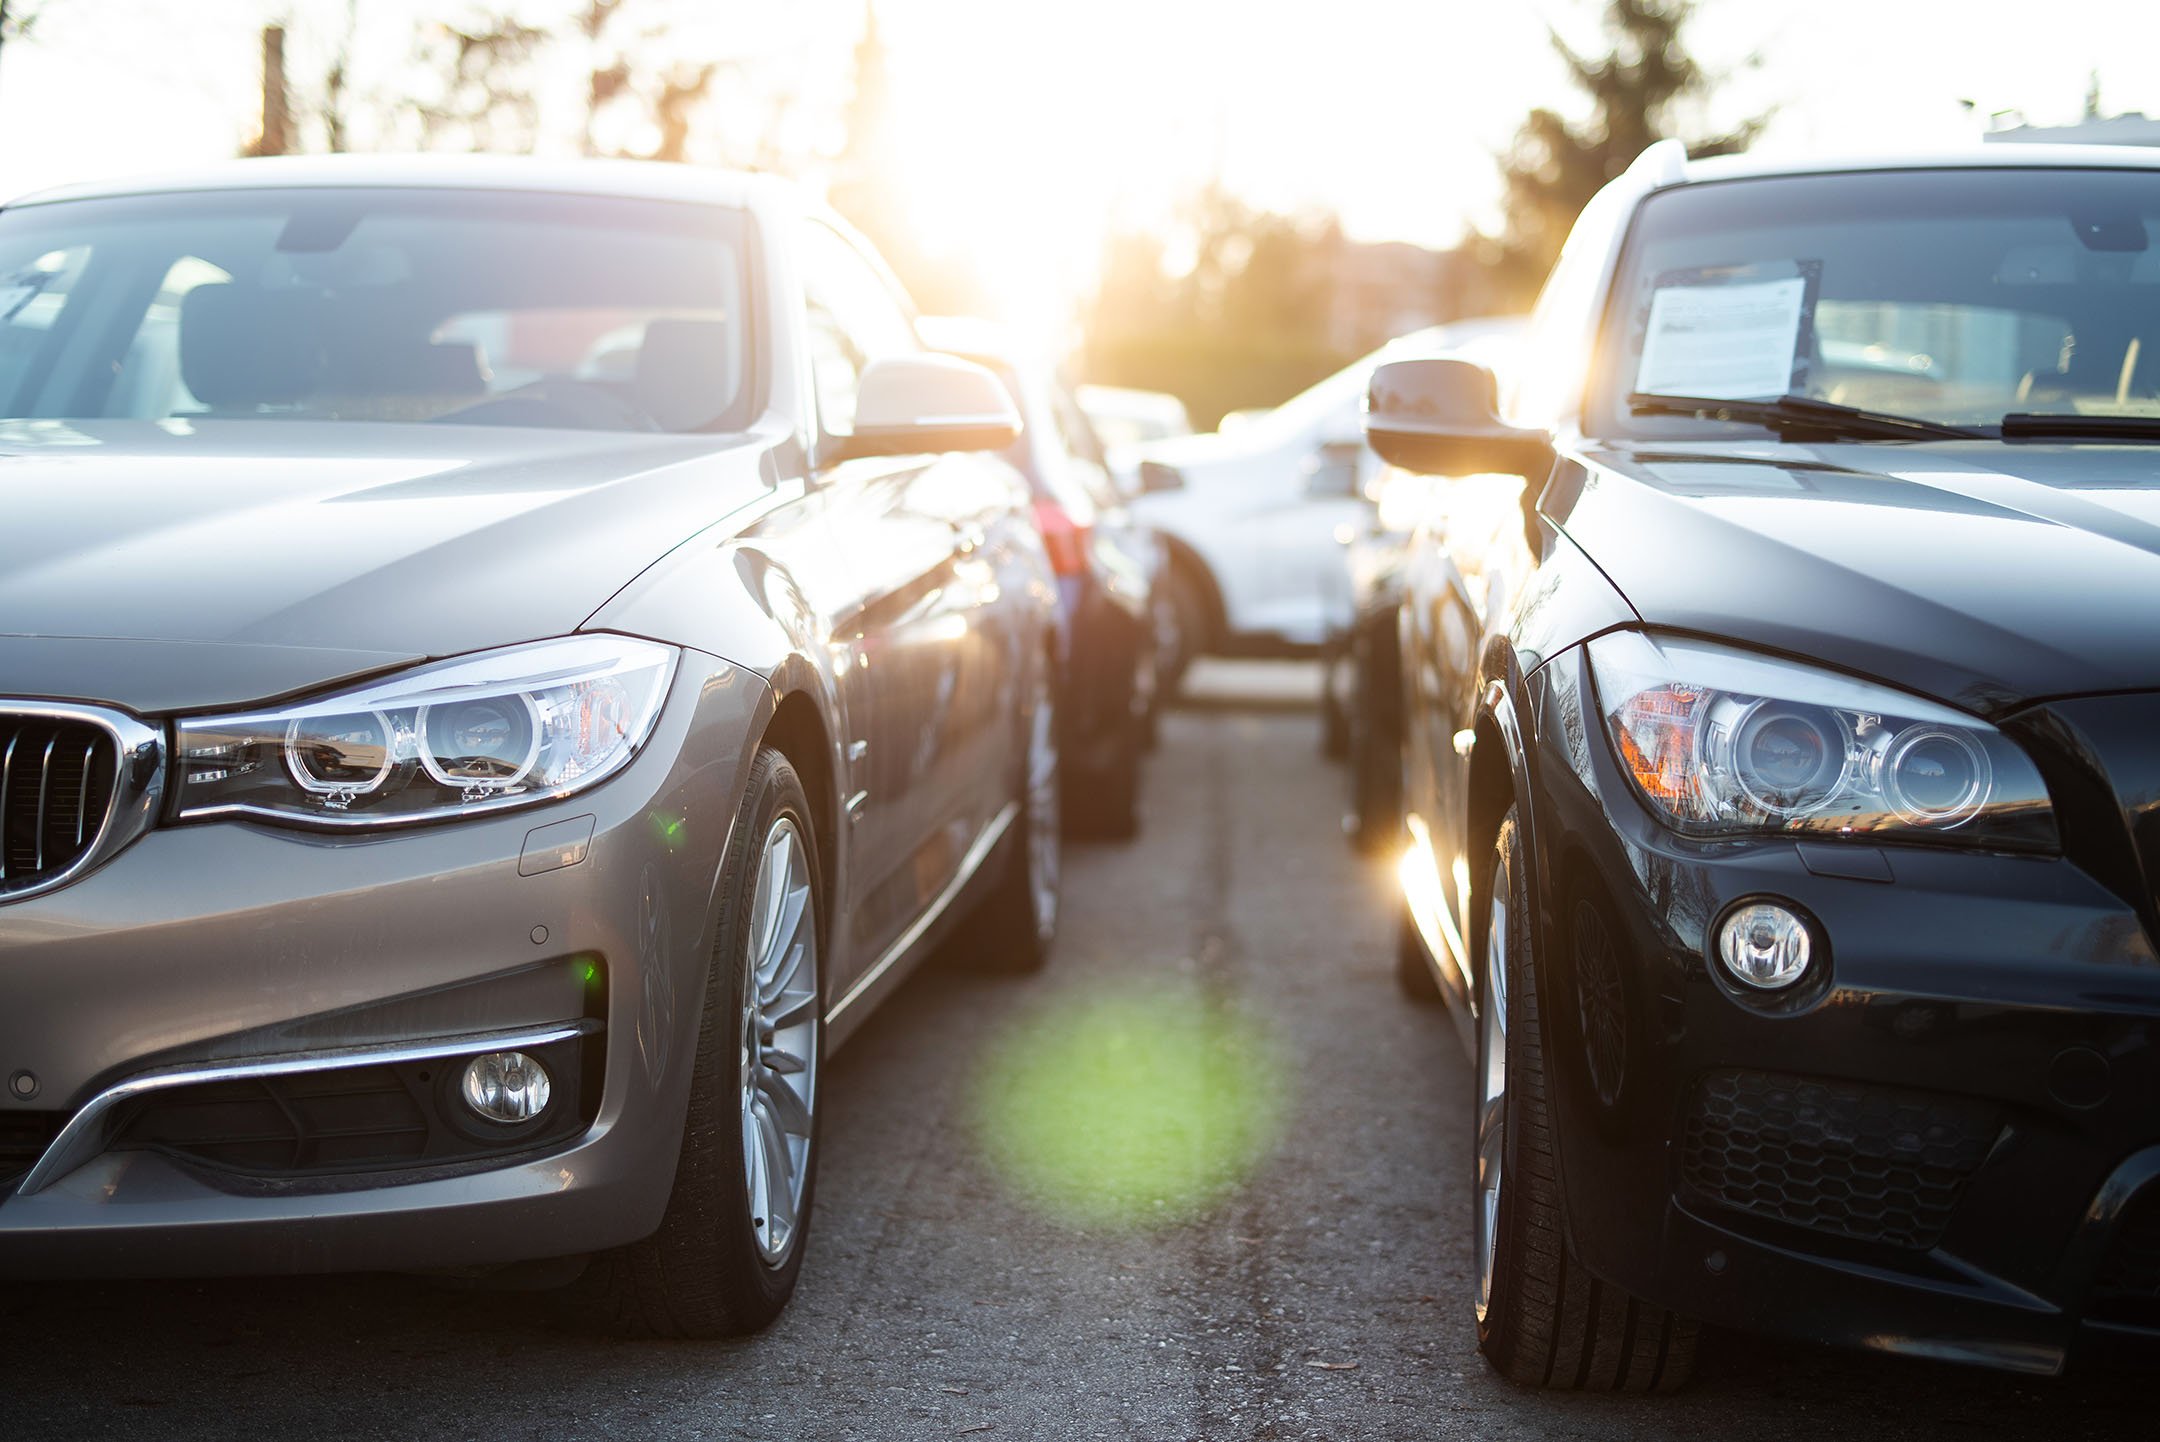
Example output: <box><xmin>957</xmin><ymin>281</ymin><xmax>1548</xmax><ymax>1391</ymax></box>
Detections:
<box><xmin>1628</xmin><ymin>392</ymin><xmax>1986</xmax><ymax>442</ymax></box>
<box><xmin>1999</xmin><ymin>413</ymin><xmax>2160</xmax><ymax>442</ymax></box>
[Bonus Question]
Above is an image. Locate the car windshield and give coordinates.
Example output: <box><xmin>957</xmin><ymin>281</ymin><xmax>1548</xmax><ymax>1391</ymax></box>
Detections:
<box><xmin>1590</xmin><ymin>166</ymin><xmax>2160</xmax><ymax>440</ymax></box>
<box><xmin>0</xmin><ymin>186</ymin><xmax>750</xmax><ymax>433</ymax></box>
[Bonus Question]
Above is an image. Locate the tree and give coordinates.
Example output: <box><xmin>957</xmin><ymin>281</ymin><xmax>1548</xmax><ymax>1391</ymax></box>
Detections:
<box><xmin>826</xmin><ymin>4</ymin><xmax>983</xmax><ymax>314</ymax></box>
<box><xmin>1485</xmin><ymin>0</ymin><xmax>1764</xmax><ymax>304</ymax></box>
<box><xmin>240</xmin><ymin>24</ymin><xmax>294</xmax><ymax>157</ymax></box>
<box><xmin>576</xmin><ymin>0</ymin><xmax>719</xmax><ymax>164</ymax></box>
<box><xmin>0</xmin><ymin>0</ymin><xmax>48</xmax><ymax>58</ymax></box>
<box><xmin>410</xmin><ymin>10</ymin><xmax>550</xmax><ymax>154</ymax></box>
<box><xmin>1079</xmin><ymin>186</ymin><xmax>1351</xmax><ymax>430</ymax></box>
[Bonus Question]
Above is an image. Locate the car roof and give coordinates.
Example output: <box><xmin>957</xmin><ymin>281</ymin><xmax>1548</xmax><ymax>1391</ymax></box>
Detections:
<box><xmin>7</xmin><ymin>154</ymin><xmax>777</xmax><ymax>210</ymax></box>
<box><xmin>1679</xmin><ymin>143</ymin><xmax>2160</xmax><ymax>186</ymax></box>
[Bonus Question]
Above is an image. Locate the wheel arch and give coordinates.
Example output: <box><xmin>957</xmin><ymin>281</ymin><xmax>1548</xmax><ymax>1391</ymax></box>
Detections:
<box><xmin>757</xmin><ymin>680</ymin><xmax>841</xmax><ymax>937</ymax></box>
<box><xmin>1159</xmin><ymin>532</ymin><xmax>1226</xmax><ymax>650</ymax></box>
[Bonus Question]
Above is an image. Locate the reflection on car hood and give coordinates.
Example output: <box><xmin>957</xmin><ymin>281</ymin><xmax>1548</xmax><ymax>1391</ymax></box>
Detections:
<box><xmin>0</xmin><ymin>419</ymin><xmax>771</xmax><ymax>712</ymax></box>
<box><xmin>1566</xmin><ymin>441</ymin><xmax>2160</xmax><ymax>717</ymax></box>
<box><xmin>1128</xmin><ymin>428</ymin><xmax>1277</xmax><ymax>471</ymax></box>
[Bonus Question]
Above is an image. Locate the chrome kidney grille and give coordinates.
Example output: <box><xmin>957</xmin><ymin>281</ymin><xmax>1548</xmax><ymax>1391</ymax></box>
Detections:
<box><xmin>0</xmin><ymin>718</ymin><xmax>118</xmax><ymax>892</ymax></box>
<box><xmin>0</xmin><ymin>705</ymin><xmax>162</xmax><ymax>902</ymax></box>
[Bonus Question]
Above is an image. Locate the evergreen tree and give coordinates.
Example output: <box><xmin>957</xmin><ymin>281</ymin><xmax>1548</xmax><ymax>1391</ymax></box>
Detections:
<box><xmin>1486</xmin><ymin>0</ymin><xmax>1763</xmax><ymax>303</ymax></box>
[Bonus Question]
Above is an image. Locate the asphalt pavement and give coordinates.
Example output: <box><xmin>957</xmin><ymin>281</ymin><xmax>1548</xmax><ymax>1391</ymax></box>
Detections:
<box><xmin>5</xmin><ymin>661</ymin><xmax>2152</xmax><ymax>1440</ymax></box>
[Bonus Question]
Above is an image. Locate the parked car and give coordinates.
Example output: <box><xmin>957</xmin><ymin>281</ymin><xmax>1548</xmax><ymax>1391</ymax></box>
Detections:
<box><xmin>921</xmin><ymin>318</ymin><xmax>1156</xmax><ymax>836</ymax></box>
<box><xmin>1130</xmin><ymin>322</ymin><xmax>1513</xmax><ymax>693</ymax></box>
<box><xmin>1319</xmin><ymin>317</ymin><xmax>1525</xmax><ymax>807</ymax></box>
<box><xmin>1074</xmin><ymin>382</ymin><xmax>1193</xmax><ymax>459</ymax></box>
<box><xmin>0</xmin><ymin>156</ymin><xmax>1063</xmax><ymax>1336</ymax></box>
<box><xmin>1380</xmin><ymin>140</ymin><xmax>2160</xmax><ymax>1388</ymax></box>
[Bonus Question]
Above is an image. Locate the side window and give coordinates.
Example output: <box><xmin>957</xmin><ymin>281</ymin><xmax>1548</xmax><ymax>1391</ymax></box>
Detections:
<box><xmin>801</xmin><ymin>222</ymin><xmax>917</xmax><ymax>439</ymax></box>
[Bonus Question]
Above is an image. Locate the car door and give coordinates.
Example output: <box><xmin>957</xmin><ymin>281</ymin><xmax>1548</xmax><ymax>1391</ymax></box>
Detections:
<box><xmin>1050</xmin><ymin>382</ymin><xmax>1155</xmax><ymax>610</ymax></box>
<box><xmin>1214</xmin><ymin>405</ymin><xmax>1377</xmax><ymax>645</ymax></box>
<box><xmin>799</xmin><ymin>223</ymin><xmax>1009</xmax><ymax>980</ymax></box>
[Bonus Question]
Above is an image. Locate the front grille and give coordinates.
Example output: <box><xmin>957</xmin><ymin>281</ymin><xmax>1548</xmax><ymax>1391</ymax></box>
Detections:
<box><xmin>2092</xmin><ymin>1191</ymin><xmax>2160</xmax><ymax>1325</ymax></box>
<box><xmin>1680</xmin><ymin>1069</ymin><xmax>2001</xmax><ymax>1250</ymax></box>
<box><xmin>0</xmin><ymin>716</ymin><xmax>118</xmax><ymax>896</ymax></box>
<box><xmin>0</xmin><ymin>1109</ymin><xmax>67</xmax><ymax>1187</ymax></box>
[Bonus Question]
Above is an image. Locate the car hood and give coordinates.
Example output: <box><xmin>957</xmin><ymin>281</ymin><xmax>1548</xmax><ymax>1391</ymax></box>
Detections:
<box><xmin>1129</xmin><ymin>427</ymin><xmax>1284</xmax><ymax>474</ymax></box>
<box><xmin>0</xmin><ymin>419</ymin><xmax>775</xmax><ymax>713</ymax></box>
<box><xmin>1563</xmin><ymin>441</ymin><xmax>2160</xmax><ymax>717</ymax></box>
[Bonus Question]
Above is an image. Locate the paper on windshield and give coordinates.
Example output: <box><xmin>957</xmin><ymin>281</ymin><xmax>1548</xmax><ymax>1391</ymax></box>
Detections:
<box><xmin>1634</xmin><ymin>276</ymin><xmax>1806</xmax><ymax>400</ymax></box>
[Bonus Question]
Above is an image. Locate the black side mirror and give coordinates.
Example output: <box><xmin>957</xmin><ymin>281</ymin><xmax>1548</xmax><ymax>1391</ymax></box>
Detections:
<box><xmin>1364</xmin><ymin>358</ymin><xmax>1551</xmax><ymax>479</ymax></box>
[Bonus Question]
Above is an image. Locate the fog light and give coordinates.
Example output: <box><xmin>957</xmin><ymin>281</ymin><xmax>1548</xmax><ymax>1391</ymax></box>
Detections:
<box><xmin>1715</xmin><ymin>902</ymin><xmax>1812</xmax><ymax>990</ymax></box>
<box><xmin>460</xmin><ymin>1051</ymin><xmax>552</xmax><ymax>1123</ymax></box>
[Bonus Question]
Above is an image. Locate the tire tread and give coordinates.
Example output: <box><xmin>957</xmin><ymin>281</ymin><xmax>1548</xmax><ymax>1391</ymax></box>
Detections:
<box><xmin>1478</xmin><ymin>811</ymin><xmax>1699</xmax><ymax>1392</ymax></box>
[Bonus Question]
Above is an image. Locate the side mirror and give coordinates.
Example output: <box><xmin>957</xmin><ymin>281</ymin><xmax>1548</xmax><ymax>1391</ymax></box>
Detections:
<box><xmin>1364</xmin><ymin>358</ymin><xmax>1551</xmax><ymax>478</ymax></box>
<box><xmin>844</xmin><ymin>354</ymin><xmax>1022</xmax><ymax>459</ymax></box>
<box><xmin>1137</xmin><ymin>459</ymin><xmax>1185</xmax><ymax>493</ymax></box>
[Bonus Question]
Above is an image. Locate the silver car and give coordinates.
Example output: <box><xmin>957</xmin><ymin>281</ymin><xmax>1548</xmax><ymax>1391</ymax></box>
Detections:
<box><xmin>0</xmin><ymin>156</ymin><xmax>1062</xmax><ymax>1335</ymax></box>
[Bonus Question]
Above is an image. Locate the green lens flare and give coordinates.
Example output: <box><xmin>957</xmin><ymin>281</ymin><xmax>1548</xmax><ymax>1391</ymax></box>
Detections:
<box><xmin>650</xmin><ymin>811</ymin><xmax>688</xmax><ymax>850</ymax></box>
<box><xmin>973</xmin><ymin>985</ymin><xmax>1286</xmax><ymax>1230</ymax></box>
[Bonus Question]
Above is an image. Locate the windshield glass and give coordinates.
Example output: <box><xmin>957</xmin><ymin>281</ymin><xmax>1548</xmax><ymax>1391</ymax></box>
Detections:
<box><xmin>0</xmin><ymin>187</ymin><xmax>750</xmax><ymax>433</ymax></box>
<box><xmin>1591</xmin><ymin>167</ymin><xmax>2160</xmax><ymax>439</ymax></box>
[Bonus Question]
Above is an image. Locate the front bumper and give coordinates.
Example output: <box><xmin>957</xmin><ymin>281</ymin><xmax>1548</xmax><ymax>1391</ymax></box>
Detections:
<box><xmin>1519</xmin><ymin>648</ymin><xmax>2160</xmax><ymax>1373</ymax></box>
<box><xmin>0</xmin><ymin>652</ymin><xmax>766</xmax><ymax>1277</ymax></box>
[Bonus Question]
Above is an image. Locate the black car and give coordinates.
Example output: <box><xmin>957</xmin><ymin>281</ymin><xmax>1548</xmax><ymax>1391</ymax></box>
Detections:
<box><xmin>1378</xmin><ymin>142</ymin><xmax>2160</xmax><ymax>1388</ymax></box>
<box><xmin>1320</xmin><ymin>317</ymin><xmax>1525</xmax><ymax>848</ymax></box>
<box><xmin>921</xmin><ymin>318</ymin><xmax>1155</xmax><ymax>838</ymax></box>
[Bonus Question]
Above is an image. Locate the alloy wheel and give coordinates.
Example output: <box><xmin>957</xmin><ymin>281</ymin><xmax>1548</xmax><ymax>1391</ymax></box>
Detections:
<box><xmin>740</xmin><ymin>815</ymin><xmax>819</xmax><ymax>1267</ymax></box>
<box><xmin>1474</xmin><ymin>874</ymin><xmax>1510</xmax><ymax>1322</ymax></box>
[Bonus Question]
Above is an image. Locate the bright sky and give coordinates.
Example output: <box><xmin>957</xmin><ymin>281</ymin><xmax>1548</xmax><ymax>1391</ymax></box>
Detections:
<box><xmin>3</xmin><ymin>0</ymin><xmax>2157</xmax><ymax>333</ymax></box>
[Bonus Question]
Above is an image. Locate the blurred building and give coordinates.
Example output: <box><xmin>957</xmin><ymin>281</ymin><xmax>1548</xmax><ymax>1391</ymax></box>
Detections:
<box><xmin>1317</xmin><ymin>229</ymin><xmax>1510</xmax><ymax>356</ymax></box>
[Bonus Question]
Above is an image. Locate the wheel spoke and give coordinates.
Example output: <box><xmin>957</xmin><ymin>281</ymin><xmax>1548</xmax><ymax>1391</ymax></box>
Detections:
<box><xmin>763</xmin><ymin>987</ymin><xmax>817</xmax><ymax>1031</ymax></box>
<box><xmin>761</xmin><ymin>880</ymin><xmax>811</xmax><ymax>986</ymax></box>
<box><xmin>761</xmin><ymin>895</ymin><xmax>812</xmax><ymax>1004</ymax></box>
<box><xmin>759</xmin><ymin>1106</ymin><xmax>796</xmax><ymax>1237</ymax></box>
<box><xmin>743</xmin><ymin>1103</ymin><xmax>771</xmax><ymax>1228</ymax></box>
<box><xmin>757</xmin><ymin>1065</ymin><xmax>813</xmax><ymax>1137</ymax></box>
<box><xmin>763</xmin><ymin>1044</ymin><xmax>809</xmax><ymax>1076</ymax></box>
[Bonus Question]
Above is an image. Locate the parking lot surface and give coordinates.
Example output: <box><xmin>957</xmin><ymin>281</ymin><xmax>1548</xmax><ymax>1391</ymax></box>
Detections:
<box><xmin>6</xmin><ymin>662</ymin><xmax>2151</xmax><ymax>1440</ymax></box>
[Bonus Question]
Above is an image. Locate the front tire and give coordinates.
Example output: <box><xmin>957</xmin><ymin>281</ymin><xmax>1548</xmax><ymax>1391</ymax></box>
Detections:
<box><xmin>576</xmin><ymin>747</ymin><xmax>823</xmax><ymax>1337</ymax></box>
<box><xmin>1156</xmin><ymin>564</ymin><xmax>1211</xmax><ymax>697</ymax></box>
<box><xmin>1318</xmin><ymin>641</ymin><xmax>1350</xmax><ymax>760</ymax></box>
<box><xmin>1346</xmin><ymin>608</ymin><xmax>1404</xmax><ymax>853</ymax></box>
<box><xmin>1395</xmin><ymin>903</ymin><xmax>1441</xmax><ymax>1003</ymax></box>
<box><xmin>1474</xmin><ymin>809</ymin><xmax>1697</xmax><ymax>1390</ymax></box>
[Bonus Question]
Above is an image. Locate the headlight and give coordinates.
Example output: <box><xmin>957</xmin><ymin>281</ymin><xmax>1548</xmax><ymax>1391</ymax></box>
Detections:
<box><xmin>1585</xmin><ymin>630</ymin><xmax>2055</xmax><ymax>851</ymax></box>
<box><xmin>176</xmin><ymin>635</ymin><xmax>677</xmax><ymax>827</ymax></box>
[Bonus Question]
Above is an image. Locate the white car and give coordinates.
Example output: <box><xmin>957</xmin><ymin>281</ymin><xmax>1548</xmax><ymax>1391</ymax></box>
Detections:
<box><xmin>1074</xmin><ymin>384</ymin><xmax>1193</xmax><ymax>455</ymax></box>
<box><xmin>1129</xmin><ymin>318</ymin><xmax>1523</xmax><ymax>684</ymax></box>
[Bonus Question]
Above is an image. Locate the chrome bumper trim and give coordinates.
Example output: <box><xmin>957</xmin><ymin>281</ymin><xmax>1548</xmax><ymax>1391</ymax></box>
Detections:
<box><xmin>14</xmin><ymin>1021</ymin><xmax>591</xmax><ymax>1197</ymax></box>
